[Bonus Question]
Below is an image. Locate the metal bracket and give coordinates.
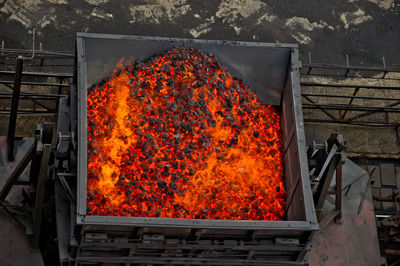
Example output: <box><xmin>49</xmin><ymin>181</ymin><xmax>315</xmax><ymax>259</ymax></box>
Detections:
<box><xmin>7</xmin><ymin>56</ymin><xmax>23</xmax><ymax>161</ymax></box>
<box><xmin>308</xmin><ymin>133</ymin><xmax>345</xmax><ymax>221</ymax></box>
<box><xmin>56</xmin><ymin>132</ymin><xmax>72</xmax><ymax>160</ymax></box>
<box><xmin>57</xmin><ymin>172</ymin><xmax>76</xmax><ymax>204</ymax></box>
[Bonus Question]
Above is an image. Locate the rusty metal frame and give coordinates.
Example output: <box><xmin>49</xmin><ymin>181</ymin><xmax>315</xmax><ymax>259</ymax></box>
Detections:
<box><xmin>300</xmin><ymin>63</ymin><xmax>400</xmax><ymax>125</ymax></box>
<box><xmin>76</xmin><ymin>33</ymin><xmax>318</xmax><ymax>232</ymax></box>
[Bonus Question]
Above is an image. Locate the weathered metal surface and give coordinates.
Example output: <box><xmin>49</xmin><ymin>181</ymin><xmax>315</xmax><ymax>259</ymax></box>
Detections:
<box><xmin>0</xmin><ymin>136</ymin><xmax>35</xmax><ymax>201</ymax></box>
<box><xmin>54</xmin><ymin>179</ymin><xmax>73</xmax><ymax>263</ymax></box>
<box><xmin>308</xmin><ymin>156</ymin><xmax>381</xmax><ymax>266</ymax></box>
<box><xmin>0</xmin><ymin>194</ymin><xmax>44</xmax><ymax>266</ymax></box>
<box><xmin>79</xmin><ymin>33</ymin><xmax>294</xmax><ymax>105</ymax></box>
<box><xmin>0</xmin><ymin>135</ymin><xmax>43</xmax><ymax>265</ymax></box>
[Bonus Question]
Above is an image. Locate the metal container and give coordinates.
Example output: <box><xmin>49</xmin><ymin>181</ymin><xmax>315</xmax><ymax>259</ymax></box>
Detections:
<box><xmin>76</xmin><ymin>33</ymin><xmax>318</xmax><ymax>234</ymax></box>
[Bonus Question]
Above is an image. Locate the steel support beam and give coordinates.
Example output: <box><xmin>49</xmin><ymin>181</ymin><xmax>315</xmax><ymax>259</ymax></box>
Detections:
<box><xmin>0</xmin><ymin>143</ymin><xmax>35</xmax><ymax>201</ymax></box>
<box><xmin>0</xmin><ymin>80</ymin><xmax>70</xmax><ymax>87</ymax></box>
<box><xmin>7</xmin><ymin>56</ymin><xmax>23</xmax><ymax>161</ymax></box>
<box><xmin>335</xmin><ymin>163</ymin><xmax>342</xmax><ymax>221</ymax></box>
<box><xmin>32</xmin><ymin>144</ymin><xmax>52</xmax><ymax>249</ymax></box>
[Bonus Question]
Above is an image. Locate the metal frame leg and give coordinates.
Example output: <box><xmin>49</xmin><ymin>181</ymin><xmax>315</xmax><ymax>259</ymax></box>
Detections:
<box><xmin>32</xmin><ymin>144</ymin><xmax>52</xmax><ymax>249</ymax></box>
<box><xmin>7</xmin><ymin>56</ymin><xmax>24</xmax><ymax>161</ymax></box>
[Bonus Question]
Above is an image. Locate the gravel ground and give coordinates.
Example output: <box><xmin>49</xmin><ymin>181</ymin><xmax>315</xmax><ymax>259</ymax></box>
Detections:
<box><xmin>0</xmin><ymin>0</ymin><xmax>399</xmax><ymax>66</ymax></box>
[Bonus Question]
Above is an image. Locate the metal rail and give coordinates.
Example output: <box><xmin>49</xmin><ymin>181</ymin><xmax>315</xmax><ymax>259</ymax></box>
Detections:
<box><xmin>7</xmin><ymin>56</ymin><xmax>23</xmax><ymax>161</ymax></box>
<box><xmin>0</xmin><ymin>80</ymin><xmax>70</xmax><ymax>87</ymax></box>
<box><xmin>302</xmin><ymin>63</ymin><xmax>400</xmax><ymax>73</ymax></box>
<box><xmin>302</xmin><ymin>104</ymin><xmax>400</xmax><ymax>113</ymax></box>
<box><xmin>0</xmin><ymin>92</ymin><xmax>65</xmax><ymax>98</ymax></box>
<box><xmin>0</xmin><ymin>111</ymin><xmax>58</xmax><ymax>115</ymax></box>
<box><xmin>0</xmin><ymin>47</ymin><xmax>74</xmax><ymax>75</ymax></box>
<box><xmin>300</xmin><ymin>59</ymin><xmax>400</xmax><ymax>125</ymax></box>
<box><xmin>301</xmin><ymin>81</ymin><xmax>400</xmax><ymax>90</ymax></box>
<box><xmin>0</xmin><ymin>48</ymin><xmax>74</xmax><ymax>57</ymax></box>
<box><xmin>0</xmin><ymin>70</ymin><xmax>72</xmax><ymax>78</ymax></box>
<box><xmin>301</xmin><ymin>58</ymin><xmax>400</xmax><ymax>81</ymax></box>
<box><xmin>303</xmin><ymin>119</ymin><xmax>400</xmax><ymax>127</ymax></box>
<box><xmin>302</xmin><ymin>93</ymin><xmax>400</xmax><ymax>102</ymax></box>
<box><xmin>0</xmin><ymin>51</ymin><xmax>71</xmax><ymax>117</ymax></box>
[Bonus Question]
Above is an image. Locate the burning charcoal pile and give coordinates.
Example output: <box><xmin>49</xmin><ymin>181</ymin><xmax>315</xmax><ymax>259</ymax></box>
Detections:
<box><xmin>87</xmin><ymin>47</ymin><xmax>286</xmax><ymax>220</ymax></box>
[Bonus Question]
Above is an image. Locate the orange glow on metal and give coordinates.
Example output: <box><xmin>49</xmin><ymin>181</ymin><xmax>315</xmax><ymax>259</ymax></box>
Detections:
<box><xmin>86</xmin><ymin>47</ymin><xmax>286</xmax><ymax>220</ymax></box>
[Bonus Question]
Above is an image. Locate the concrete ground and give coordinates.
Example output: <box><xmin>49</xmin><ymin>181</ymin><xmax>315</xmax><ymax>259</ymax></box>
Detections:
<box><xmin>0</xmin><ymin>0</ymin><xmax>400</xmax><ymax>66</ymax></box>
<box><xmin>1</xmin><ymin>1</ymin><xmax>400</xmax><ymax>265</ymax></box>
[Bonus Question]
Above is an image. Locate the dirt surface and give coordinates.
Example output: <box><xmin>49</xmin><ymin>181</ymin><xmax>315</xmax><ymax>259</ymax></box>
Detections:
<box><xmin>0</xmin><ymin>0</ymin><xmax>400</xmax><ymax>66</ymax></box>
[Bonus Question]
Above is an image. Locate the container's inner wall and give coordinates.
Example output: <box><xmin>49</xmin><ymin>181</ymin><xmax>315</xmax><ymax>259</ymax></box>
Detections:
<box><xmin>83</xmin><ymin>36</ymin><xmax>290</xmax><ymax>105</ymax></box>
<box><xmin>281</xmin><ymin>66</ymin><xmax>306</xmax><ymax>221</ymax></box>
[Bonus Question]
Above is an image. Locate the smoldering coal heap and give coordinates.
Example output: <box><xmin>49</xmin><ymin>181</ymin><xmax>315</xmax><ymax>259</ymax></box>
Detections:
<box><xmin>86</xmin><ymin>47</ymin><xmax>286</xmax><ymax>220</ymax></box>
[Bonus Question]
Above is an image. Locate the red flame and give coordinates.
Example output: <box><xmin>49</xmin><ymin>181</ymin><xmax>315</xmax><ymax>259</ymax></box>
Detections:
<box><xmin>87</xmin><ymin>47</ymin><xmax>286</xmax><ymax>220</ymax></box>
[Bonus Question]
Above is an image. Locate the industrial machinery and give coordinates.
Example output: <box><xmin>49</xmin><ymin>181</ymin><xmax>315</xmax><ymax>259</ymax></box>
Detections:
<box><xmin>1</xmin><ymin>33</ymin><xmax>391</xmax><ymax>265</ymax></box>
<box><xmin>64</xmin><ymin>33</ymin><xmax>317</xmax><ymax>265</ymax></box>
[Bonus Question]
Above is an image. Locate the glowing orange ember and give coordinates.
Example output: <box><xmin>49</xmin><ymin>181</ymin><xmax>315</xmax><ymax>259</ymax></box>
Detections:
<box><xmin>87</xmin><ymin>47</ymin><xmax>286</xmax><ymax>220</ymax></box>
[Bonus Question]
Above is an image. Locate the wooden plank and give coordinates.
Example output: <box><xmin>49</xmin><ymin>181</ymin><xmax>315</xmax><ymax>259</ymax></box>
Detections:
<box><xmin>380</xmin><ymin>188</ymin><xmax>395</xmax><ymax>210</ymax></box>
<box><xmin>371</xmin><ymin>188</ymin><xmax>382</xmax><ymax>210</ymax></box>
<box><xmin>380</xmin><ymin>162</ymin><xmax>396</xmax><ymax>187</ymax></box>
